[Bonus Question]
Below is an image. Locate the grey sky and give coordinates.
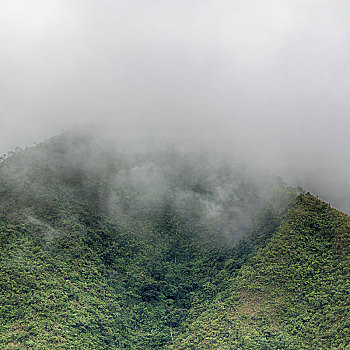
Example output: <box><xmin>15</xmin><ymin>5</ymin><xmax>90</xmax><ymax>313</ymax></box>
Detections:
<box><xmin>1</xmin><ymin>0</ymin><xmax>350</xmax><ymax>210</ymax></box>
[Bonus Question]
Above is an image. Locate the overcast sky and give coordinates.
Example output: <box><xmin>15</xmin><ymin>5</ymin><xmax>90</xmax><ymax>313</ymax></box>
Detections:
<box><xmin>1</xmin><ymin>0</ymin><xmax>350</xmax><ymax>211</ymax></box>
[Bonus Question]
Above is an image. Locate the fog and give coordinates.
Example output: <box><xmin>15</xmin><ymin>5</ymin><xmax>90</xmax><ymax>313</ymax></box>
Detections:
<box><xmin>1</xmin><ymin>0</ymin><xmax>350</xmax><ymax>212</ymax></box>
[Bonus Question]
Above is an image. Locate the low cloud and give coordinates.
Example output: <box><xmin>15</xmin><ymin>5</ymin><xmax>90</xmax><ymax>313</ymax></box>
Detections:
<box><xmin>1</xmin><ymin>1</ymin><xmax>350</xmax><ymax>212</ymax></box>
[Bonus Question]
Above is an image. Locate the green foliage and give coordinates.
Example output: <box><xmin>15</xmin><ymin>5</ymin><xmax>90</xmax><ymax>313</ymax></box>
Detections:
<box><xmin>0</xmin><ymin>132</ymin><xmax>349</xmax><ymax>349</ymax></box>
<box><xmin>174</xmin><ymin>194</ymin><xmax>350</xmax><ymax>349</ymax></box>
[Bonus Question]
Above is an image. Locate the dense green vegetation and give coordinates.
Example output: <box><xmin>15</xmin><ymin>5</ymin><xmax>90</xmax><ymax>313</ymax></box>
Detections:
<box><xmin>0</xmin><ymin>130</ymin><xmax>349</xmax><ymax>349</ymax></box>
<box><xmin>174</xmin><ymin>194</ymin><xmax>350</xmax><ymax>349</ymax></box>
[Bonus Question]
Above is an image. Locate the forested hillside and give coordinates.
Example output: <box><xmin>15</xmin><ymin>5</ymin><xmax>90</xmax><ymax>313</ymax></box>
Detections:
<box><xmin>174</xmin><ymin>194</ymin><xmax>350</xmax><ymax>349</ymax></box>
<box><xmin>0</xmin><ymin>130</ymin><xmax>349</xmax><ymax>349</ymax></box>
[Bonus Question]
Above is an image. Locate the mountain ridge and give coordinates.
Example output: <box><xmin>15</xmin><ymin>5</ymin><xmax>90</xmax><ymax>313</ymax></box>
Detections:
<box><xmin>0</xmin><ymin>131</ymin><xmax>349</xmax><ymax>349</ymax></box>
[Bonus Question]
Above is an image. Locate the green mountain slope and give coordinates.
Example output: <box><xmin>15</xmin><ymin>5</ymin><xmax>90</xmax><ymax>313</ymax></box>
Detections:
<box><xmin>174</xmin><ymin>194</ymin><xmax>350</xmax><ymax>349</ymax></box>
<box><xmin>0</xmin><ymin>131</ymin><xmax>349</xmax><ymax>349</ymax></box>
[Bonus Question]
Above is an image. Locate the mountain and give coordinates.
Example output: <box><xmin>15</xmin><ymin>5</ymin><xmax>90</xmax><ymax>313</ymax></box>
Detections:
<box><xmin>0</xmin><ymin>130</ymin><xmax>349</xmax><ymax>349</ymax></box>
<box><xmin>174</xmin><ymin>194</ymin><xmax>350</xmax><ymax>349</ymax></box>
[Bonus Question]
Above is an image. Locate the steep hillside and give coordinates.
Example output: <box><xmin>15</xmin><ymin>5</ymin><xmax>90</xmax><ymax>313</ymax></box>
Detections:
<box><xmin>0</xmin><ymin>131</ymin><xmax>349</xmax><ymax>349</ymax></box>
<box><xmin>174</xmin><ymin>194</ymin><xmax>350</xmax><ymax>349</ymax></box>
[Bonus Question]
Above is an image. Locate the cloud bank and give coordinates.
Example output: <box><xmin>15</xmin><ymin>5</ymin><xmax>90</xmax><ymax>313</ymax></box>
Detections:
<box><xmin>1</xmin><ymin>0</ymin><xmax>350</xmax><ymax>211</ymax></box>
